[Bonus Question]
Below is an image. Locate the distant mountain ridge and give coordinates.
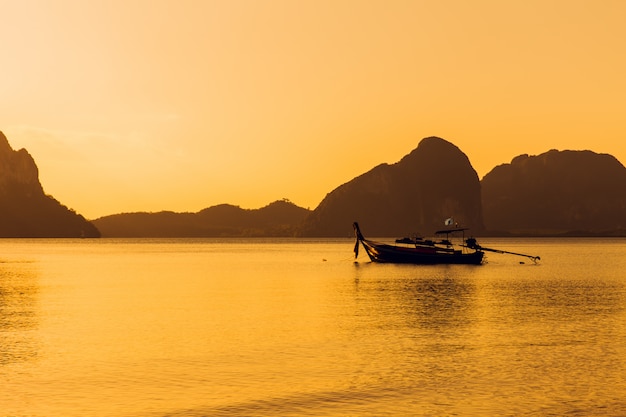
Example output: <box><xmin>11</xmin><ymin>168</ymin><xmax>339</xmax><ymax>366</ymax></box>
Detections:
<box><xmin>4</xmin><ymin>129</ymin><xmax>626</xmax><ymax>238</ymax></box>
<box><xmin>92</xmin><ymin>200</ymin><xmax>310</xmax><ymax>237</ymax></box>
<box><xmin>0</xmin><ymin>131</ymin><xmax>100</xmax><ymax>237</ymax></box>
<box><xmin>93</xmin><ymin>138</ymin><xmax>626</xmax><ymax>238</ymax></box>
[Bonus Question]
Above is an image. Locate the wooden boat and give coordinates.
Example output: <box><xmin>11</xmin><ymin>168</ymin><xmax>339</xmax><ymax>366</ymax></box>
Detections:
<box><xmin>353</xmin><ymin>222</ymin><xmax>540</xmax><ymax>265</ymax></box>
<box><xmin>353</xmin><ymin>222</ymin><xmax>484</xmax><ymax>265</ymax></box>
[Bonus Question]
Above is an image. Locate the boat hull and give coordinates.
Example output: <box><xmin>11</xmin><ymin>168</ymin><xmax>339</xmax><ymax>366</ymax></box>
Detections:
<box><xmin>360</xmin><ymin>239</ymin><xmax>484</xmax><ymax>265</ymax></box>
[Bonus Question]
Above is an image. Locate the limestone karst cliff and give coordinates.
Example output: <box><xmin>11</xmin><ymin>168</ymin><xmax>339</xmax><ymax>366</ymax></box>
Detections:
<box><xmin>297</xmin><ymin>137</ymin><xmax>484</xmax><ymax>237</ymax></box>
<box><xmin>481</xmin><ymin>149</ymin><xmax>626</xmax><ymax>235</ymax></box>
<box><xmin>0</xmin><ymin>131</ymin><xmax>100</xmax><ymax>237</ymax></box>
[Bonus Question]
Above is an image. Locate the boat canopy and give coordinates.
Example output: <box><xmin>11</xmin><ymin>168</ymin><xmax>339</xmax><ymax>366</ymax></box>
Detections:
<box><xmin>434</xmin><ymin>228</ymin><xmax>470</xmax><ymax>234</ymax></box>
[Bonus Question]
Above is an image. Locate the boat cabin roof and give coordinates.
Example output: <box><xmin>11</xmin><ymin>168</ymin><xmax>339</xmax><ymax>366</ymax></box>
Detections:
<box><xmin>434</xmin><ymin>227</ymin><xmax>470</xmax><ymax>235</ymax></box>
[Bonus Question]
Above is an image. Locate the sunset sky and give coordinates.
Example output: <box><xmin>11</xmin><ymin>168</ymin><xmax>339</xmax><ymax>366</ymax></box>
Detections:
<box><xmin>2</xmin><ymin>0</ymin><xmax>625</xmax><ymax>219</ymax></box>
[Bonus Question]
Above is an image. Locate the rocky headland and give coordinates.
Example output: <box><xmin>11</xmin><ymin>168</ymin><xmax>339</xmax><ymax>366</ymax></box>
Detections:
<box><xmin>0</xmin><ymin>131</ymin><xmax>100</xmax><ymax>237</ymax></box>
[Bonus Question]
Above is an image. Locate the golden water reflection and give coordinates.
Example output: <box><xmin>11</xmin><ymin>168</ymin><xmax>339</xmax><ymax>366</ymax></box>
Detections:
<box><xmin>1</xmin><ymin>238</ymin><xmax>625</xmax><ymax>416</ymax></box>
<box><xmin>0</xmin><ymin>263</ymin><xmax>39</xmax><ymax>365</ymax></box>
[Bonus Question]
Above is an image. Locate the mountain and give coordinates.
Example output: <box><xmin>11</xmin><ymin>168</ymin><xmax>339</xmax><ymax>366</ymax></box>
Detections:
<box><xmin>9</xmin><ymin>127</ymin><xmax>623</xmax><ymax>238</ymax></box>
<box><xmin>0</xmin><ymin>131</ymin><xmax>100</xmax><ymax>237</ymax></box>
<box><xmin>481</xmin><ymin>149</ymin><xmax>626</xmax><ymax>235</ymax></box>
<box><xmin>297</xmin><ymin>137</ymin><xmax>484</xmax><ymax>237</ymax></box>
<box><xmin>92</xmin><ymin>199</ymin><xmax>310</xmax><ymax>237</ymax></box>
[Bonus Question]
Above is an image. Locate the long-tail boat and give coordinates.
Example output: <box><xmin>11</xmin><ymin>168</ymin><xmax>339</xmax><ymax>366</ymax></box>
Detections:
<box><xmin>353</xmin><ymin>222</ymin><xmax>540</xmax><ymax>265</ymax></box>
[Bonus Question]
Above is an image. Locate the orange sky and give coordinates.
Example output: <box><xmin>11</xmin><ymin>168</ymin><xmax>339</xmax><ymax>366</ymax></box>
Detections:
<box><xmin>2</xmin><ymin>0</ymin><xmax>625</xmax><ymax>219</ymax></box>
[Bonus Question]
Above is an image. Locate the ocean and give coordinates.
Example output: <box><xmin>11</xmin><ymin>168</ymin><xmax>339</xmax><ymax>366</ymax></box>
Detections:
<box><xmin>1</xmin><ymin>237</ymin><xmax>625</xmax><ymax>416</ymax></box>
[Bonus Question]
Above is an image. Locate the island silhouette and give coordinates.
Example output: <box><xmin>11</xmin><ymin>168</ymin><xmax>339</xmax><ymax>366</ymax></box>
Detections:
<box><xmin>0</xmin><ymin>132</ymin><xmax>99</xmax><ymax>237</ymax></box>
<box><xmin>1</xmin><ymin>131</ymin><xmax>625</xmax><ymax>237</ymax></box>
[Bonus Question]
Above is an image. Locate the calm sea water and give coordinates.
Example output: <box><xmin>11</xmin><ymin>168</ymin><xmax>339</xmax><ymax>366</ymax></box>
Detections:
<box><xmin>1</xmin><ymin>237</ymin><xmax>625</xmax><ymax>416</ymax></box>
